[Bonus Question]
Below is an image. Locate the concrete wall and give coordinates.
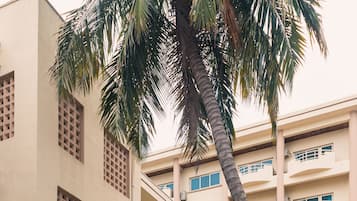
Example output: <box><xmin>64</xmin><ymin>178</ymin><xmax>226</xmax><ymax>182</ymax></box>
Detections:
<box><xmin>182</xmin><ymin>160</ymin><xmax>226</xmax><ymax>200</ymax></box>
<box><xmin>286</xmin><ymin>175</ymin><xmax>348</xmax><ymax>200</ymax></box>
<box><xmin>0</xmin><ymin>1</ymin><xmax>141</xmax><ymax>201</ymax></box>
<box><xmin>246</xmin><ymin>189</ymin><xmax>275</xmax><ymax>201</ymax></box>
<box><xmin>0</xmin><ymin>0</ymin><xmax>39</xmax><ymax>200</ymax></box>
<box><xmin>286</xmin><ymin>128</ymin><xmax>349</xmax><ymax>162</ymax></box>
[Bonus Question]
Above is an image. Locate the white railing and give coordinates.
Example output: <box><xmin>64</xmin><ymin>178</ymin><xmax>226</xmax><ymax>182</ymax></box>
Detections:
<box><xmin>294</xmin><ymin>144</ymin><xmax>333</xmax><ymax>162</ymax></box>
<box><xmin>288</xmin><ymin>151</ymin><xmax>335</xmax><ymax>177</ymax></box>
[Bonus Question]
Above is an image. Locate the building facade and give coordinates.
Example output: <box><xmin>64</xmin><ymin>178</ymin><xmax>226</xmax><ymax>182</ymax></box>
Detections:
<box><xmin>142</xmin><ymin>96</ymin><xmax>357</xmax><ymax>201</ymax></box>
<box><xmin>0</xmin><ymin>1</ymin><xmax>170</xmax><ymax>201</ymax></box>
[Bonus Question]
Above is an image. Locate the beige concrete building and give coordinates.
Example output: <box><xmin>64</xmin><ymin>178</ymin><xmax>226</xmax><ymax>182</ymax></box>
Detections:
<box><xmin>1</xmin><ymin>1</ymin><xmax>356</xmax><ymax>201</ymax></box>
<box><xmin>0</xmin><ymin>1</ymin><xmax>171</xmax><ymax>201</ymax></box>
<box><xmin>142</xmin><ymin>96</ymin><xmax>357</xmax><ymax>201</ymax></box>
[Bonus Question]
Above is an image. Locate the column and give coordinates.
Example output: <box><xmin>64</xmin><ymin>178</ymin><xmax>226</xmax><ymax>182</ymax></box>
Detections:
<box><xmin>173</xmin><ymin>158</ymin><xmax>181</xmax><ymax>201</ymax></box>
<box><xmin>349</xmin><ymin>111</ymin><xmax>357</xmax><ymax>201</ymax></box>
<box><xmin>276</xmin><ymin>130</ymin><xmax>285</xmax><ymax>201</ymax></box>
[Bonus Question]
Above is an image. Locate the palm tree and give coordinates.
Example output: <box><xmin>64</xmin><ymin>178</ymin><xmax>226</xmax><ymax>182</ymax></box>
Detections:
<box><xmin>50</xmin><ymin>0</ymin><xmax>327</xmax><ymax>200</ymax></box>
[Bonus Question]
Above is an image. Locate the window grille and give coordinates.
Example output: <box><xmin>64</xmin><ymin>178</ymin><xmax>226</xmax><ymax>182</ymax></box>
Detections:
<box><xmin>238</xmin><ymin>159</ymin><xmax>273</xmax><ymax>175</ymax></box>
<box><xmin>57</xmin><ymin>187</ymin><xmax>81</xmax><ymax>201</ymax></box>
<box><xmin>294</xmin><ymin>144</ymin><xmax>333</xmax><ymax>162</ymax></box>
<box><xmin>104</xmin><ymin>133</ymin><xmax>129</xmax><ymax>197</ymax></box>
<box><xmin>0</xmin><ymin>72</ymin><xmax>14</xmax><ymax>142</ymax></box>
<box><xmin>58</xmin><ymin>95</ymin><xmax>83</xmax><ymax>161</ymax></box>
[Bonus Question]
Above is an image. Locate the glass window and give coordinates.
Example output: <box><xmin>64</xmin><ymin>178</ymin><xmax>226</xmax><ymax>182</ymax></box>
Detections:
<box><xmin>190</xmin><ymin>172</ymin><xmax>220</xmax><ymax>191</ymax></box>
<box><xmin>191</xmin><ymin>178</ymin><xmax>200</xmax><ymax>191</ymax></box>
<box><xmin>294</xmin><ymin>194</ymin><xmax>332</xmax><ymax>201</ymax></box>
<box><xmin>322</xmin><ymin>195</ymin><xmax>332</xmax><ymax>201</ymax></box>
<box><xmin>262</xmin><ymin>159</ymin><xmax>273</xmax><ymax>166</ymax></box>
<box><xmin>210</xmin><ymin>173</ymin><xmax>220</xmax><ymax>186</ymax></box>
<box><xmin>200</xmin><ymin>175</ymin><xmax>209</xmax><ymax>188</ymax></box>
<box><xmin>166</xmin><ymin>183</ymin><xmax>174</xmax><ymax>190</ymax></box>
<box><xmin>307</xmin><ymin>198</ymin><xmax>318</xmax><ymax>201</ymax></box>
<box><xmin>322</xmin><ymin>145</ymin><xmax>333</xmax><ymax>154</ymax></box>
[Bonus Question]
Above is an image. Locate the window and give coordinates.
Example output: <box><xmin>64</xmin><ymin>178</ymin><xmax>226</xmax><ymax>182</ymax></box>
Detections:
<box><xmin>159</xmin><ymin>182</ymin><xmax>174</xmax><ymax>197</ymax></box>
<box><xmin>322</xmin><ymin>195</ymin><xmax>332</xmax><ymax>201</ymax></box>
<box><xmin>0</xmin><ymin>72</ymin><xmax>14</xmax><ymax>142</ymax></box>
<box><xmin>210</xmin><ymin>173</ymin><xmax>220</xmax><ymax>185</ymax></box>
<box><xmin>295</xmin><ymin>193</ymin><xmax>333</xmax><ymax>201</ymax></box>
<box><xmin>190</xmin><ymin>172</ymin><xmax>220</xmax><ymax>191</ymax></box>
<box><xmin>191</xmin><ymin>177</ymin><xmax>200</xmax><ymax>191</ymax></box>
<box><xmin>57</xmin><ymin>187</ymin><xmax>81</xmax><ymax>201</ymax></box>
<box><xmin>159</xmin><ymin>182</ymin><xmax>174</xmax><ymax>191</ymax></box>
<box><xmin>58</xmin><ymin>95</ymin><xmax>83</xmax><ymax>161</ymax></box>
<box><xmin>104</xmin><ymin>133</ymin><xmax>129</xmax><ymax>197</ymax></box>
<box><xmin>238</xmin><ymin>159</ymin><xmax>273</xmax><ymax>175</ymax></box>
<box><xmin>294</xmin><ymin>144</ymin><xmax>333</xmax><ymax>162</ymax></box>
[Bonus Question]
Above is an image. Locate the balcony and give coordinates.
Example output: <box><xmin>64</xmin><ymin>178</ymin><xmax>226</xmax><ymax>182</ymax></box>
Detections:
<box><xmin>140</xmin><ymin>173</ymin><xmax>172</xmax><ymax>201</ymax></box>
<box><xmin>239</xmin><ymin>165</ymin><xmax>273</xmax><ymax>186</ymax></box>
<box><xmin>288</xmin><ymin>151</ymin><xmax>335</xmax><ymax>177</ymax></box>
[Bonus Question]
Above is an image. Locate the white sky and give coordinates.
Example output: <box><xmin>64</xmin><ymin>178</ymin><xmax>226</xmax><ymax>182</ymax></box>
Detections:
<box><xmin>4</xmin><ymin>0</ymin><xmax>355</xmax><ymax>151</ymax></box>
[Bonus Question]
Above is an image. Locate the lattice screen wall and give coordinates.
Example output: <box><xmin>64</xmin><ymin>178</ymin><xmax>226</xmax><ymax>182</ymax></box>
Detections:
<box><xmin>104</xmin><ymin>133</ymin><xmax>130</xmax><ymax>197</ymax></box>
<box><xmin>57</xmin><ymin>187</ymin><xmax>81</xmax><ymax>201</ymax></box>
<box><xmin>0</xmin><ymin>72</ymin><xmax>14</xmax><ymax>142</ymax></box>
<box><xmin>58</xmin><ymin>95</ymin><xmax>83</xmax><ymax>161</ymax></box>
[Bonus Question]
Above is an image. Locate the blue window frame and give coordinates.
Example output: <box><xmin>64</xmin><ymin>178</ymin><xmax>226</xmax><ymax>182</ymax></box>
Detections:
<box><xmin>191</xmin><ymin>178</ymin><xmax>200</xmax><ymax>191</ymax></box>
<box><xmin>210</xmin><ymin>173</ymin><xmax>220</xmax><ymax>186</ymax></box>
<box><xmin>190</xmin><ymin>172</ymin><xmax>220</xmax><ymax>191</ymax></box>
<box><xmin>159</xmin><ymin>182</ymin><xmax>174</xmax><ymax>191</ymax></box>
<box><xmin>307</xmin><ymin>198</ymin><xmax>318</xmax><ymax>201</ymax></box>
<box><xmin>200</xmin><ymin>175</ymin><xmax>209</xmax><ymax>188</ymax></box>
<box><xmin>166</xmin><ymin>183</ymin><xmax>174</xmax><ymax>190</ymax></box>
<box><xmin>322</xmin><ymin>195</ymin><xmax>333</xmax><ymax>201</ymax></box>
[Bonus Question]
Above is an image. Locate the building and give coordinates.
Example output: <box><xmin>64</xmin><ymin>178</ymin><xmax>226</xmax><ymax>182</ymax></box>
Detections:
<box><xmin>1</xmin><ymin>1</ymin><xmax>357</xmax><ymax>201</ymax></box>
<box><xmin>0</xmin><ymin>1</ymin><xmax>171</xmax><ymax>201</ymax></box>
<box><xmin>142</xmin><ymin>96</ymin><xmax>357</xmax><ymax>201</ymax></box>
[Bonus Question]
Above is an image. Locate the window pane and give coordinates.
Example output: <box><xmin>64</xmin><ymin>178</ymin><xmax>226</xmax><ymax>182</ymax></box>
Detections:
<box><xmin>322</xmin><ymin>145</ymin><xmax>333</xmax><ymax>154</ymax></box>
<box><xmin>200</xmin><ymin>175</ymin><xmax>209</xmax><ymax>188</ymax></box>
<box><xmin>166</xmin><ymin>183</ymin><xmax>174</xmax><ymax>190</ymax></box>
<box><xmin>210</xmin><ymin>173</ymin><xmax>220</xmax><ymax>186</ymax></box>
<box><xmin>322</xmin><ymin>195</ymin><xmax>332</xmax><ymax>201</ymax></box>
<box><xmin>307</xmin><ymin>197</ymin><xmax>318</xmax><ymax>201</ymax></box>
<box><xmin>262</xmin><ymin>159</ymin><xmax>273</xmax><ymax>166</ymax></box>
<box><xmin>191</xmin><ymin>178</ymin><xmax>200</xmax><ymax>191</ymax></box>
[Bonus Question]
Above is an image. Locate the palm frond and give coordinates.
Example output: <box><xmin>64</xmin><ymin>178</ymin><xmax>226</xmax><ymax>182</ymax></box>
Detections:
<box><xmin>50</xmin><ymin>0</ymin><xmax>129</xmax><ymax>96</ymax></box>
<box><xmin>190</xmin><ymin>0</ymin><xmax>217</xmax><ymax>30</ymax></box>
<box><xmin>100</xmin><ymin>0</ymin><xmax>168</xmax><ymax>158</ymax></box>
<box><xmin>220</xmin><ymin>0</ymin><xmax>242</xmax><ymax>50</ymax></box>
<box><xmin>289</xmin><ymin>0</ymin><xmax>328</xmax><ymax>56</ymax></box>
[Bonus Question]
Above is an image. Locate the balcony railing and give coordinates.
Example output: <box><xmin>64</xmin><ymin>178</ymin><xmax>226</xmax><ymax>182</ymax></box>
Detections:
<box><xmin>288</xmin><ymin>145</ymin><xmax>335</xmax><ymax>177</ymax></box>
<box><xmin>238</xmin><ymin>160</ymin><xmax>274</xmax><ymax>186</ymax></box>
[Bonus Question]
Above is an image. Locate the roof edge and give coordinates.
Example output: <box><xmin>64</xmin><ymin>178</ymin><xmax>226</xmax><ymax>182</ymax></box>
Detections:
<box><xmin>145</xmin><ymin>95</ymin><xmax>357</xmax><ymax>159</ymax></box>
<box><xmin>0</xmin><ymin>0</ymin><xmax>19</xmax><ymax>9</ymax></box>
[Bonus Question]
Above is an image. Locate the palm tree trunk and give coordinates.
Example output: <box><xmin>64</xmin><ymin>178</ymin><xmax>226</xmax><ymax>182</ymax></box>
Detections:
<box><xmin>176</xmin><ymin>1</ymin><xmax>246</xmax><ymax>201</ymax></box>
